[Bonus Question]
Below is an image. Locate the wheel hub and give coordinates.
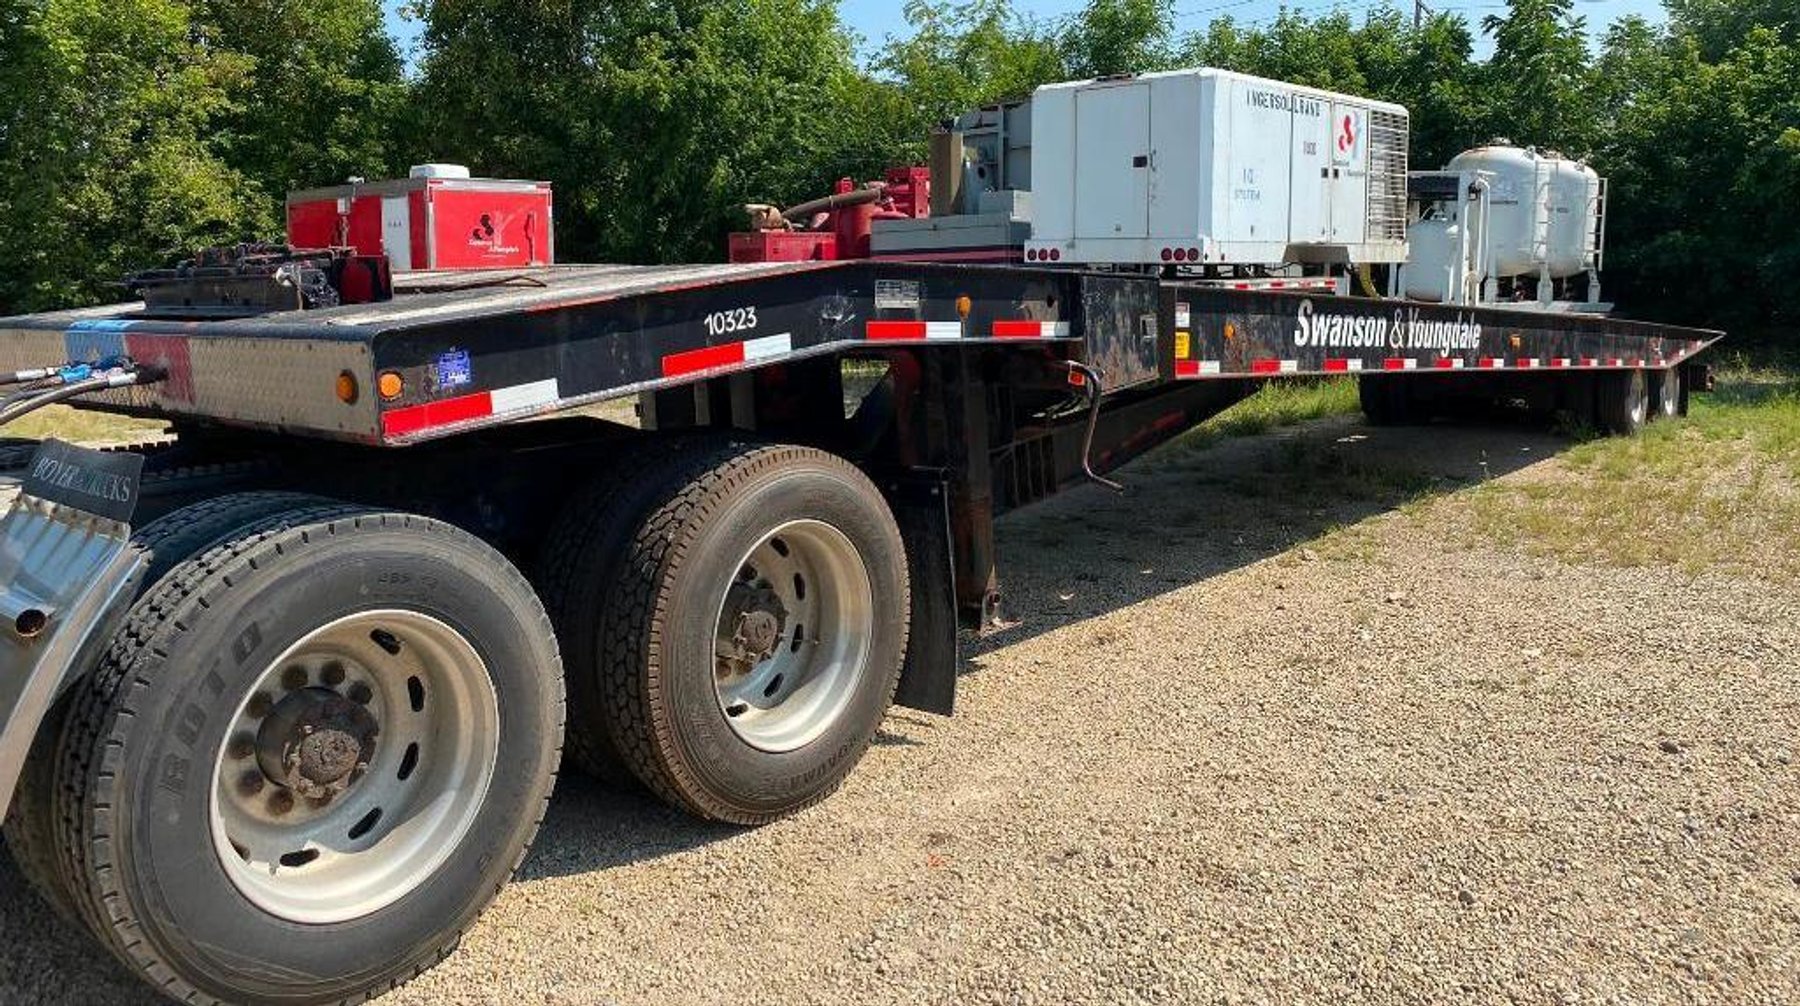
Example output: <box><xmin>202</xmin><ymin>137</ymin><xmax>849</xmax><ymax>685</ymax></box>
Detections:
<box><xmin>710</xmin><ymin>520</ymin><xmax>875</xmax><ymax>752</ymax></box>
<box><xmin>718</xmin><ymin>581</ymin><xmax>788</xmax><ymax>674</ymax></box>
<box><xmin>255</xmin><ymin>687</ymin><xmax>379</xmax><ymax>800</ymax></box>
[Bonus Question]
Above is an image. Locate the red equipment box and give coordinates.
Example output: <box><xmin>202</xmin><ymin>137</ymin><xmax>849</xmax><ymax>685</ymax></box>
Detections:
<box><xmin>287</xmin><ymin>166</ymin><xmax>554</xmax><ymax>272</ymax></box>
<box><xmin>728</xmin><ymin>231</ymin><xmax>838</xmax><ymax>263</ymax></box>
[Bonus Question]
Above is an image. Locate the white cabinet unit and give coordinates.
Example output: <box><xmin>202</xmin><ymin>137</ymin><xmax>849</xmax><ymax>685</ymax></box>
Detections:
<box><xmin>1026</xmin><ymin>69</ymin><xmax>1410</xmax><ymax>269</ymax></box>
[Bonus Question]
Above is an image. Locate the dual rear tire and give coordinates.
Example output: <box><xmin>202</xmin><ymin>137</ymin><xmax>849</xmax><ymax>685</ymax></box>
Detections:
<box><xmin>542</xmin><ymin>440</ymin><xmax>910</xmax><ymax>824</ymax></box>
<box><xmin>7</xmin><ymin>498</ymin><xmax>563</xmax><ymax>1004</ymax></box>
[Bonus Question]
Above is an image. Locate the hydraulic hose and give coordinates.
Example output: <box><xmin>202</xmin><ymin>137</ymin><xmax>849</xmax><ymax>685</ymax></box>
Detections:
<box><xmin>0</xmin><ymin>368</ymin><xmax>166</xmax><ymax>429</ymax></box>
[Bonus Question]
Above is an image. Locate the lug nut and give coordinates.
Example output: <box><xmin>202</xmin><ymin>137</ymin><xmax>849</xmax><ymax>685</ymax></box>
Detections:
<box><xmin>321</xmin><ymin>661</ymin><xmax>347</xmax><ymax>687</ymax></box>
<box><xmin>227</xmin><ymin>732</ymin><xmax>257</xmax><ymax>760</ymax></box>
<box><xmin>267</xmin><ymin>790</ymin><xmax>295</xmax><ymax>816</ymax></box>
<box><xmin>238</xmin><ymin>771</ymin><xmax>266</xmax><ymax>797</ymax></box>
<box><xmin>281</xmin><ymin>666</ymin><xmax>309</xmax><ymax>691</ymax></box>
<box><xmin>347</xmin><ymin>682</ymin><xmax>373</xmax><ymax>705</ymax></box>
<box><xmin>246</xmin><ymin>691</ymin><xmax>275</xmax><ymax>719</ymax></box>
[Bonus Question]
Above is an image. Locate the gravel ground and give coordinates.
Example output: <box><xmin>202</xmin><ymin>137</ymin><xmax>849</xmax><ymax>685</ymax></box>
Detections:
<box><xmin>2</xmin><ymin>415</ymin><xmax>1796</xmax><ymax>1005</ymax></box>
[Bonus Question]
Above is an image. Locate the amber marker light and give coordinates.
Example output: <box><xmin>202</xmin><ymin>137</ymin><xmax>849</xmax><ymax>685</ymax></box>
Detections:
<box><xmin>956</xmin><ymin>295</ymin><xmax>973</xmax><ymax>319</ymax></box>
<box><xmin>377</xmin><ymin>371</ymin><xmax>405</xmax><ymax>401</ymax></box>
<box><xmin>336</xmin><ymin>371</ymin><xmax>360</xmax><ymax>405</ymax></box>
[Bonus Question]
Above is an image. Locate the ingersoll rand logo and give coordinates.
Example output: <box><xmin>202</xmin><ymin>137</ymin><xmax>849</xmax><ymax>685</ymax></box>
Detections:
<box><xmin>1292</xmin><ymin>299</ymin><xmax>1482</xmax><ymax>353</ymax></box>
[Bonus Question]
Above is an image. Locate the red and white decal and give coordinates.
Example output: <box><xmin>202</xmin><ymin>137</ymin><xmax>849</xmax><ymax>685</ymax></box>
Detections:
<box><xmin>1518</xmin><ymin>358</ymin><xmax>1542</xmax><ymax>369</ymax></box>
<box><xmin>1384</xmin><ymin>358</ymin><xmax>1419</xmax><ymax>371</ymax></box>
<box><xmin>866</xmin><ymin>321</ymin><xmax>964</xmax><ymax>342</ymax></box>
<box><xmin>1250</xmin><ymin>359</ymin><xmax>1300</xmax><ymax>375</ymax></box>
<box><xmin>1550</xmin><ymin>358</ymin><xmax>1573</xmax><ymax>369</ymax></box>
<box><xmin>383</xmin><ymin>378</ymin><xmax>561</xmax><ymax>438</ymax></box>
<box><xmin>1478</xmin><ymin>357</ymin><xmax>1504</xmax><ymax>369</ymax></box>
<box><xmin>991</xmin><ymin>320</ymin><xmax>1073</xmax><ymax>339</ymax></box>
<box><xmin>1175</xmin><ymin>360</ymin><xmax>1223</xmax><ymax>379</ymax></box>
<box><xmin>661</xmin><ymin>332</ymin><xmax>794</xmax><ymax>378</ymax></box>
<box><xmin>1323</xmin><ymin>359</ymin><xmax>1365</xmax><ymax>373</ymax></box>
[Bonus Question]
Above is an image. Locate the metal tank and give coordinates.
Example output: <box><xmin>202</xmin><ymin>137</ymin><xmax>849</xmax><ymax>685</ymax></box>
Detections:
<box><xmin>1445</xmin><ymin>145</ymin><xmax>1603</xmax><ymax>280</ymax></box>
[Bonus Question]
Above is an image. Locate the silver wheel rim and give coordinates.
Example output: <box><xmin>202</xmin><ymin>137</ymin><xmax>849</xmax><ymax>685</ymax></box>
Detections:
<box><xmin>712</xmin><ymin>519</ymin><xmax>873</xmax><ymax>753</ymax></box>
<box><xmin>208</xmin><ymin>610</ymin><xmax>500</xmax><ymax>924</ymax></box>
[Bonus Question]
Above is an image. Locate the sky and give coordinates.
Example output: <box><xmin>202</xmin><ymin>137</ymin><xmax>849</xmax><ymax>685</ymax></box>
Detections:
<box><xmin>381</xmin><ymin>1</ymin><xmax>1669</xmax><ymax>65</ymax></box>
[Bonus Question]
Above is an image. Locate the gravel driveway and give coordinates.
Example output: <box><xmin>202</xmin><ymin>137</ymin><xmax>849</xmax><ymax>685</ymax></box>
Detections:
<box><xmin>3</xmin><ymin>415</ymin><xmax>1796</xmax><ymax>1005</ymax></box>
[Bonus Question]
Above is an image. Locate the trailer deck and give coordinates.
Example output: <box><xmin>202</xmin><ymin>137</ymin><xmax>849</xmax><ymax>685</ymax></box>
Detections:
<box><xmin>0</xmin><ymin>263</ymin><xmax>1720</xmax><ymax>448</ymax></box>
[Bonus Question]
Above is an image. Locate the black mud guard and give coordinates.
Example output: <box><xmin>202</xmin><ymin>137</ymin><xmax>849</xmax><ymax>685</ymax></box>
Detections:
<box><xmin>885</xmin><ymin>472</ymin><xmax>958</xmax><ymax>716</ymax></box>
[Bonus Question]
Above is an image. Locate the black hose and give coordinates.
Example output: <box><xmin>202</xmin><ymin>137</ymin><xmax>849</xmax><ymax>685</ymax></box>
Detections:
<box><xmin>781</xmin><ymin>186</ymin><xmax>884</xmax><ymax>224</ymax></box>
<box><xmin>0</xmin><ymin>367</ymin><xmax>56</xmax><ymax>388</ymax></box>
<box><xmin>0</xmin><ymin>368</ymin><xmax>165</xmax><ymax>429</ymax></box>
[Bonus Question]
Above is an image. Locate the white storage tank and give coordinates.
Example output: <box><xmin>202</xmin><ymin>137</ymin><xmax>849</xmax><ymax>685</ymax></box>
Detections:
<box><xmin>1025</xmin><ymin>69</ymin><xmax>1411</xmax><ymax>269</ymax></box>
<box><xmin>1444</xmin><ymin>145</ymin><xmax>1602</xmax><ymax>280</ymax></box>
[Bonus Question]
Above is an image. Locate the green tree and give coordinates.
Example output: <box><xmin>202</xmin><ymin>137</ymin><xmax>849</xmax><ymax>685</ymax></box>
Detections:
<box><xmin>1666</xmin><ymin>0</ymin><xmax>1800</xmax><ymax>59</ymax></box>
<box><xmin>195</xmin><ymin>0</ymin><xmax>407</xmax><ymax>193</ymax></box>
<box><xmin>413</xmin><ymin>0</ymin><xmax>881</xmax><ymax>264</ymax></box>
<box><xmin>874</xmin><ymin>0</ymin><xmax>1065</xmax><ymax>131</ymax></box>
<box><xmin>1479</xmin><ymin>0</ymin><xmax>1595</xmax><ymax>151</ymax></box>
<box><xmin>1059</xmin><ymin>0</ymin><xmax>1176</xmax><ymax>78</ymax></box>
<box><xmin>0</xmin><ymin>0</ymin><xmax>268</xmax><ymax>312</ymax></box>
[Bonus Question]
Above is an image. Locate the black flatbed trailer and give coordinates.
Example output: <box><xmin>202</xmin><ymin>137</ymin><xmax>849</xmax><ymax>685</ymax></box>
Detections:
<box><xmin>0</xmin><ymin>258</ymin><xmax>1719</xmax><ymax>1006</ymax></box>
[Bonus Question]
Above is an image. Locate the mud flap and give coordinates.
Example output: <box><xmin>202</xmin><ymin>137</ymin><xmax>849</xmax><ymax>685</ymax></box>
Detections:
<box><xmin>888</xmin><ymin>474</ymin><xmax>958</xmax><ymax>716</ymax></box>
<box><xmin>0</xmin><ymin>442</ymin><xmax>147</xmax><ymax>819</ymax></box>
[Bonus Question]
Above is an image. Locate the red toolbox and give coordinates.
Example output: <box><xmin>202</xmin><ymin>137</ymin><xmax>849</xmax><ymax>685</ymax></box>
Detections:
<box><xmin>287</xmin><ymin>165</ymin><xmax>554</xmax><ymax>272</ymax></box>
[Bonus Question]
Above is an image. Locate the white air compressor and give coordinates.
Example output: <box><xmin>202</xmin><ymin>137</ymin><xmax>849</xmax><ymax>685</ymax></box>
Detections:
<box><xmin>1023</xmin><ymin>69</ymin><xmax>1412</xmax><ymax>270</ymax></box>
<box><xmin>1397</xmin><ymin>144</ymin><xmax>1608</xmax><ymax>311</ymax></box>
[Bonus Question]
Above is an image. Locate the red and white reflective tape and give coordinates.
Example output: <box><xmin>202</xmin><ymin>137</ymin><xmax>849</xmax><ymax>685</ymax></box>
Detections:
<box><xmin>1250</xmin><ymin>359</ymin><xmax>1300</xmax><ymax>375</ymax></box>
<box><xmin>1580</xmin><ymin>357</ymin><xmax>1600</xmax><ymax>368</ymax></box>
<box><xmin>383</xmin><ymin>378</ymin><xmax>561</xmax><ymax>438</ymax></box>
<box><xmin>1549</xmin><ymin>358</ymin><xmax>1573</xmax><ymax>369</ymax></box>
<box><xmin>866</xmin><ymin>320</ymin><xmax>965</xmax><ymax>342</ymax></box>
<box><xmin>1433</xmin><ymin>358</ymin><xmax>1467</xmax><ymax>370</ymax></box>
<box><xmin>1478</xmin><ymin>357</ymin><xmax>1504</xmax><ymax>369</ymax></box>
<box><xmin>1518</xmin><ymin>358</ymin><xmax>1542</xmax><ymax>369</ymax></box>
<box><xmin>661</xmin><ymin>332</ymin><xmax>794</xmax><ymax>378</ymax></box>
<box><xmin>1175</xmin><ymin>360</ymin><xmax>1223</xmax><ymax>379</ymax></box>
<box><xmin>1384</xmin><ymin>358</ymin><xmax>1419</xmax><ymax>371</ymax></box>
<box><xmin>992</xmin><ymin>320</ymin><xmax>1073</xmax><ymax>339</ymax></box>
<box><xmin>1323</xmin><ymin>359</ymin><xmax>1365</xmax><ymax>373</ymax></box>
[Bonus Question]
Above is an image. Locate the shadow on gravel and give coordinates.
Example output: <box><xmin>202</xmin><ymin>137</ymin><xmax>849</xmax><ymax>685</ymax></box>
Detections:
<box><xmin>516</xmin><ymin>771</ymin><xmax>739</xmax><ymax>882</ymax></box>
<box><xmin>0</xmin><ymin>411</ymin><xmax>1578</xmax><ymax>1002</ymax></box>
<box><xmin>961</xmin><ymin>413</ymin><xmax>1576</xmax><ymax>666</ymax></box>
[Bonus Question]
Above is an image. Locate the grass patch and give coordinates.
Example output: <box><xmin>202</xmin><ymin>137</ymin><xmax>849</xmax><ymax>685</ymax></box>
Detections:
<box><xmin>3</xmin><ymin>405</ymin><xmax>167</xmax><ymax>445</ymax></box>
<box><xmin>1173</xmin><ymin>378</ymin><xmax>1361</xmax><ymax>451</ymax></box>
<box><xmin>1452</xmin><ymin>359</ymin><xmax>1800</xmax><ymax>579</ymax></box>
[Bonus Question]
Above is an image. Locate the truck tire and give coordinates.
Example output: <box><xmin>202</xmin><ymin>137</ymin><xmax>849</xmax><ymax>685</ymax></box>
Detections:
<box><xmin>1596</xmin><ymin>369</ymin><xmax>1650</xmax><ymax>436</ymax></box>
<box><xmin>50</xmin><ymin>508</ymin><xmax>563</xmax><ymax>1005</ymax></box>
<box><xmin>4</xmin><ymin>491</ymin><xmax>326</xmax><ymax>925</ymax></box>
<box><xmin>600</xmin><ymin>442</ymin><xmax>909</xmax><ymax>824</ymax></box>
<box><xmin>1359</xmin><ymin>375</ymin><xmax>1416</xmax><ymax>427</ymax></box>
<box><xmin>536</xmin><ymin>436</ymin><xmax>707</xmax><ymax>783</ymax></box>
<box><xmin>1650</xmin><ymin>368</ymin><xmax>1683</xmax><ymax>421</ymax></box>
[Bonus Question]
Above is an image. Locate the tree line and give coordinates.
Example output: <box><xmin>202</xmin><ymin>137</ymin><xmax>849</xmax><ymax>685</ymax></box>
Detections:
<box><xmin>1</xmin><ymin>0</ymin><xmax>1794</xmax><ymax>337</ymax></box>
